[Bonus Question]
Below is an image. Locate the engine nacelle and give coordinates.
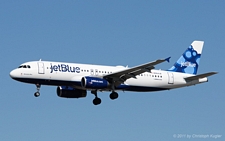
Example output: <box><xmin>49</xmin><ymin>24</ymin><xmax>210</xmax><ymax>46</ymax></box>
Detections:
<box><xmin>57</xmin><ymin>86</ymin><xmax>87</xmax><ymax>98</ymax></box>
<box><xmin>81</xmin><ymin>76</ymin><xmax>109</xmax><ymax>89</ymax></box>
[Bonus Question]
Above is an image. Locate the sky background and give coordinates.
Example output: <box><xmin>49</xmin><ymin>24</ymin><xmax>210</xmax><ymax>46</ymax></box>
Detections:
<box><xmin>0</xmin><ymin>1</ymin><xmax>224</xmax><ymax>140</ymax></box>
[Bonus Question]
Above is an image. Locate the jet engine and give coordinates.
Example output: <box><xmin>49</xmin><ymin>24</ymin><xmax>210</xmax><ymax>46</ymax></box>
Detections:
<box><xmin>57</xmin><ymin>86</ymin><xmax>87</xmax><ymax>98</ymax></box>
<box><xmin>81</xmin><ymin>76</ymin><xmax>109</xmax><ymax>89</ymax></box>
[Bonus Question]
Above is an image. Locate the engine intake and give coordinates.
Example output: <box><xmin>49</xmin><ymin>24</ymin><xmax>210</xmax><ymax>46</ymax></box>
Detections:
<box><xmin>81</xmin><ymin>76</ymin><xmax>109</xmax><ymax>89</ymax></box>
<box><xmin>57</xmin><ymin>86</ymin><xmax>87</xmax><ymax>98</ymax></box>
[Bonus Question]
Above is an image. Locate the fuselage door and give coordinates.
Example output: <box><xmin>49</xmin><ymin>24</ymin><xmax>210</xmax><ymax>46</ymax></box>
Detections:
<box><xmin>38</xmin><ymin>62</ymin><xmax>45</xmax><ymax>74</ymax></box>
<box><xmin>167</xmin><ymin>72</ymin><xmax>174</xmax><ymax>84</ymax></box>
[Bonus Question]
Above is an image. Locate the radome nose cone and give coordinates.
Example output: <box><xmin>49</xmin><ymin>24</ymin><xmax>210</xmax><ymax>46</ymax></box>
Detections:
<box><xmin>10</xmin><ymin>70</ymin><xmax>16</xmax><ymax>78</ymax></box>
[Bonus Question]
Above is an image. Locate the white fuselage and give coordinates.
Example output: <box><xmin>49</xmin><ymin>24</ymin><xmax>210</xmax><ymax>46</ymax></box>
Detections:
<box><xmin>10</xmin><ymin>61</ymin><xmax>208</xmax><ymax>92</ymax></box>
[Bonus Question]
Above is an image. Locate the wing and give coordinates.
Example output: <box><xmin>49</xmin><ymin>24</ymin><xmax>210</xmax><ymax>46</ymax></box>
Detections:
<box><xmin>103</xmin><ymin>57</ymin><xmax>170</xmax><ymax>86</ymax></box>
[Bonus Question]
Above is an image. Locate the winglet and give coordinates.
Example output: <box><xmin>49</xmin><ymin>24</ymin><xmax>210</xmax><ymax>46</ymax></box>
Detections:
<box><xmin>165</xmin><ymin>57</ymin><xmax>171</xmax><ymax>63</ymax></box>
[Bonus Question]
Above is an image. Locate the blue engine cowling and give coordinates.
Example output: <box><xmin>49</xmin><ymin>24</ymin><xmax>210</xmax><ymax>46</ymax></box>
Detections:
<box><xmin>57</xmin><ymin>86</ymin><xmax>87</xmax><ymax>98</ymax></box>
<box><xmin>81</xmin><ymin>76</ymin><xmax>109</xmax><ymax>89</ymax></box>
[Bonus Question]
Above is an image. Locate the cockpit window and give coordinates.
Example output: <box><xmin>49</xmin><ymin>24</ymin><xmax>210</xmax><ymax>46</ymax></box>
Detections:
<box><xmin>18</xmin><ymin>65</ymin><xmax>31</xmax><ymax>69</ymax></box>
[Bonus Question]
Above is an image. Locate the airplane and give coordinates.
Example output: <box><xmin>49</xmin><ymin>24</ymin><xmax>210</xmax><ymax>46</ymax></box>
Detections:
<box><xmin>10</xmin><ymin>41</ymin><xmax>217</xmax><ymax>105</ymax></box>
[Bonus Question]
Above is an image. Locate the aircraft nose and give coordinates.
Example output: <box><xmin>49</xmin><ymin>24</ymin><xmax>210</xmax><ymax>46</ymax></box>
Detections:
<box><xmin>10</xmin><ymin>69</ymin><xmax>17</xmax><ymax>78</ymax></box>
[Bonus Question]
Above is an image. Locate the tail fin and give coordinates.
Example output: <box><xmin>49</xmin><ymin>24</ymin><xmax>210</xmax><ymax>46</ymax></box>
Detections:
<box><xmin>168</xmin><ymin>41</ymin><xmax>204</xmax><ymax>75</ymax></box>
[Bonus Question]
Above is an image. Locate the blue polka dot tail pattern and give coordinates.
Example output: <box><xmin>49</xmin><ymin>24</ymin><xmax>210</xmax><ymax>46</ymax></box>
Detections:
<box><xmin>167</xmin><ymin>41</ymin><xmax>204</xmax><ymax>75</ymax></box>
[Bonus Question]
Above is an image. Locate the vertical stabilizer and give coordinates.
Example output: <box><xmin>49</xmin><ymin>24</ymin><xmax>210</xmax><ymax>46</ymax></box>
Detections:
<box><xmin>168</xmin><ymin>41</ymin><xmax>204</xmax><ymax>75</ymax></box>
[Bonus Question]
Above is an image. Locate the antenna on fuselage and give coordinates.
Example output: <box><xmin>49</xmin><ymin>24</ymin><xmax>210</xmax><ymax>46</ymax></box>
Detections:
<box><xmin>39</xmin><ymin>59</ymin><xmax>42</xmax><ymax>61</ymax></box>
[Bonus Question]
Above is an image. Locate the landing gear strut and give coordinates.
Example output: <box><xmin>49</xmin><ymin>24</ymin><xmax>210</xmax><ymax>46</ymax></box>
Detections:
<box><xmin>34</xmin><ymin>84</ymin><xmax>41</xmax><ymax>97</ymax></box>
<box><xmin>91</xmin><ymin>90</ymin><xmax>101</xmax><ymax>105</ymax></box>
<box><xmin>109</xmin><ymin>83</ymin><xmax>119</xmax><ymax>100</ymax></box>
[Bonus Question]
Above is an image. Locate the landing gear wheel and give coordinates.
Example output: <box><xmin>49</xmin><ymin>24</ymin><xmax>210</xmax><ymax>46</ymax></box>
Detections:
<box><xmin>34</xmin><ymin>92</ymin><xmax>40</xmax><ymax>97</ymax></box>
<box><xmin>93</xmin><ymin>97</ymin><xmax>101</xmax><ymax>105</ymax></box>
<box><xmin>110</xmin><ymin>92</ymin><xmax>118</xmax><ymax>100</ymax></box>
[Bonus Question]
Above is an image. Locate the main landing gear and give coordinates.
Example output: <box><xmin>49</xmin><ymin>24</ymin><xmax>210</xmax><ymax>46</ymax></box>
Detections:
<box><xmin>109</xmin><ymin>91</ymin><xmax>119</xmax><ymax>100</ymax></box>
<box><xmin>91</xmin><ymin>90</ymin><xmax>119</xmax><ymax>105</ymax></box>
<box><xmin>91</xmin><ymin>90</ymin><xmax>101</xmax><ymax>105</ymax></box>
<box><xmin>34</xmin><ymin>84</ymin><xmax>41</xmax><ymax>97</ymax></box>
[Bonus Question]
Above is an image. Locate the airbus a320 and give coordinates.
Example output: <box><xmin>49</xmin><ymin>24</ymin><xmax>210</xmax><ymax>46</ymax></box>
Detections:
<box><xmin>10</xmin><ymin>41</ymin><xmax>217</xmax><ymax>105</ymax></box>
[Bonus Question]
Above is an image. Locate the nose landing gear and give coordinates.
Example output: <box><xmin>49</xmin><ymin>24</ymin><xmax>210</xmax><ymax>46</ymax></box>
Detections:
<box><xmin>34</xmin><ymin>84</ymin><xmax>41</xmax><ymax>97</ymax></box>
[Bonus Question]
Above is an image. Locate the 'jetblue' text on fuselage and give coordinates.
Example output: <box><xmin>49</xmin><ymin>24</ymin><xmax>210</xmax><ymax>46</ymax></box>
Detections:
<box><xmin>50</xmin><ymin>64</ymin><xmax>80</xmax><ymax>73</ymax></box>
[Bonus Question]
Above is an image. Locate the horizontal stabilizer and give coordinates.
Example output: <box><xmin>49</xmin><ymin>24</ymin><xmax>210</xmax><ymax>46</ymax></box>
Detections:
<box><xmin>184</xmin><ymin>72</ymin><xmax>218</xmax><ymax>81</ymax></box>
